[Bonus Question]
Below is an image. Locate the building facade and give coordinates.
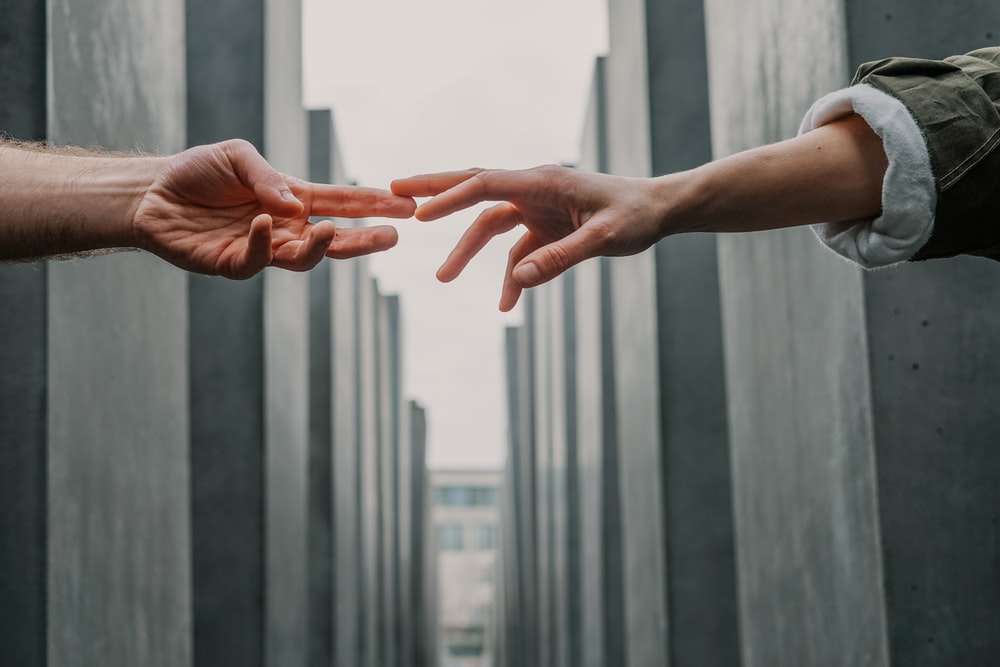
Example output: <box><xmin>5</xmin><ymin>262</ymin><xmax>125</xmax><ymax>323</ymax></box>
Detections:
<box><xmin>431</xmin><ymin>469</ymin><xmax>503</xmax><ymax>667</ymax></box>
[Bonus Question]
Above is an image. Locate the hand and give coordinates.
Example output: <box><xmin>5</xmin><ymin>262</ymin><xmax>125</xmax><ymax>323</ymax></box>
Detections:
<box><xmin>133</xmin><ymin>139</ymin><xmax>416</xmax><ymax>279</ymax></box>
<box><xmin>391</xmin><ymin>165</ymin><xmax>668</xmax><ymax>310</ymax></box>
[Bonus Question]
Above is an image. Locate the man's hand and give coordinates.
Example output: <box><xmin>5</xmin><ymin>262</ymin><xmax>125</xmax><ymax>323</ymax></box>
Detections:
<box><xmin>133</xmin><ymin>139</ymin><xmax>415</xmax><ymax>279</ymax></box>
<box><xmin>391</xmin><ymin>165</ymin><xmax>667</xmax><ymax>311</ymax></box>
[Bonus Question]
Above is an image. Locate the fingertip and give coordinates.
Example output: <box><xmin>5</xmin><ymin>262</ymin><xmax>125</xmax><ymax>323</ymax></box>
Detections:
<box><xmin>396</xmin><ymin>197</ymin><xmax>418</xmax><ymax>218</ymax></box>
<box><xmin>244</xmin><ymin>213</ymin><xmax>274</xmax><ymax>273</ymax></box>
<box><xmin>414</xmin><ymin>205</ymin><xmax>433</xmax><ymax>222</ymax></box>
<box><xmin>311</xmin><ymin>217</ymin><xmax>337</xmax><ymax>238</ymax></box>
<box><xmin>436</xmin><ymin>265</ymin><xmax>456</xmax><ymax>283</ymax></box>
<box><xmin>499</xmin><ymin>290</ymin><xmax>520</xmax><ymax>312</ymax></box>
<box><xmin>389</xmin><ymin>179</ymin><xmax>408</xmax><ymax>196</ymax></box>
<box><xmin>373</xmin><ymin>224</ymin><xmax>399</xmax><ymax>249</ymax></box>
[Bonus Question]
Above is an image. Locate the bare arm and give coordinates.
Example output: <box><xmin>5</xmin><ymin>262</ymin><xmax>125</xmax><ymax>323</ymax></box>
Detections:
<box><xmin>392</xmin><ymin>114</ymin><xmax>887</xmax><ymax>310</ymax></box>
<box><xmin>0</xmin><ymin>139</ymin><xmax>416</xmax><ymax>278</ymax></box>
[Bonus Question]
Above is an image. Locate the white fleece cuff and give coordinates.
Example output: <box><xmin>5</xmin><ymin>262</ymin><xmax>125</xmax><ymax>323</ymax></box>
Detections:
<box><xmin>799</xmin><ymin>83</ymin><xmax>936</xmax><ymax>268</ymax></box>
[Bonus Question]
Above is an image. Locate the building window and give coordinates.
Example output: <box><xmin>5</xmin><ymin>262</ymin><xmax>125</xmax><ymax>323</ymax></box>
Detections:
<box><xmin>470</xmin><ymin>524</ymin><xmax>497</xmax><ymax>550</ymax></box>
<box><xmin>437</xmin><ymin>523</ymin><xmax>464</xmax><ymax>551</ymax></box>
<box><xmin>444</xmin><ymin>626</ymin><xmax>485</xmax><ymax>657</ymax></box>
<box><xmin>435</xmin><ymin>485</ymin><xmax>498</xmax><ymax>507</ymax></box>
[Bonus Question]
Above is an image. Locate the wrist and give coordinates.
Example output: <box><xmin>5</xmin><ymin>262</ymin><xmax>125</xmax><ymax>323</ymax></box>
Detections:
<box><xmin>646</xmin><ymin>169</ymin><xmax>712</xmax><ymax>238</ymax></box>
<box><xmin>89</xmin><ymin>155</ymin><xmax>165</xmax><ymax>250</ymax></box>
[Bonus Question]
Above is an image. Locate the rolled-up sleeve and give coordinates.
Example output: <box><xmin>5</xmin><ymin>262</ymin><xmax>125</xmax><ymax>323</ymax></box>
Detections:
<box><xmin>803</xmin><ymin>47</ymin><xmax>1000</xmax><ymax>266</ymax></box>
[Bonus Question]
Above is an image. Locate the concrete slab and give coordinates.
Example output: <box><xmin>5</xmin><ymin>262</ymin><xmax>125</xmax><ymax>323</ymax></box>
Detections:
<box><xmin>185</xmin><ymin>0</ymin><xmax>272</xmax><ymax>662</ymax></box>
<box><xmin>604</xmin><ymin>4</ymin><xmax>668</xmax><ymax>665</ymax></box>
<box><xmin>643</xmin><ymin>0</ymin><xmax>742</xmax><ymax>662</ymax></box>
<box><xmin>45</xmin><ymin>2</ymin><xmax>190</xmax><ymax>666</ymax></box>
<box><xmin>397</xmin><ymin>390</ymin><xmax>415</xmax><ymax>667</ymax></box>
<box><xmin>307</xmin><ymin>110</ymin><xmax>335</xmax><ymax>667</ymax></box>
<box><xmin>358</xmin><ymin>272</ymin><xmax>381</xmax><ymax>667</ymax></box>
<box><xmin>705</xmin><ymin>1</ymin><xmax>1000</xmax><ymax>664</ymax></box>
<box><xmin>262</xmin><ymin>1</ymin><xmax>310</xmax><ymax>664</ymax></box>
<box><xmin>545</xmin><ymin>275</ymin><xmax>575</xmax><ymax>667</ymax></box>
<box><xmin>264</xmin><ymin>268</ymin><xmax>310</xmax><ymax>667</ymax></box>
<box><xmin>529</xmin><ymin>286</ymin><xmax>556</xmax><ymax>667</ymax></box>
<box><xmin>332</xmin><ymin>249</ymin><xmax>363</xmax><ymax>667</ymax></box>
<box><xmin>0</xmin><ymin>264</ymin><xmax>47</xmax><ymax>667</ymax></box>
<box><xmin>408</xmin><ymin>402</ymin><xmax>435</xmax><ymax>667</ymax></box>
<box><xmin>188</xmin><ymin>275</ymin><xmax>266</xmax><ymax>667</ymax></box>
<box><xmin>0</xmin><ymin>6</ymin><xmax>48</xmax><ymax>664</ymax></box>
<box><xmin>378</xmin><ymin>293</ymin><xmax>400</xmax><ymax>667</ymax></box>
<box><xmin>504</xmin><ymin>323</ymin><xmax>538</xmax><ymax>667</ymax></box>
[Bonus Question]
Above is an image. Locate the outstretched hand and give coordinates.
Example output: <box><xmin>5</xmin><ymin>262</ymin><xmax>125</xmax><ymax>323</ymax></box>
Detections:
<box><xmin>392</xmin><ymin>165</ymin><xmax>668</xmax><ymax>310</ymax></box>
<box><xmin>133</xmin><ymin>139</ymin><xmax>416</xmax><ymax>279</ymax></box>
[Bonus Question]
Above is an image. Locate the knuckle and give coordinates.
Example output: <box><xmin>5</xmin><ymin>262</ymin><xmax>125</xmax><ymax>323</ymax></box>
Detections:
<box><xmin>592</xmin><ymin>221</ymin><xmax>619</xmax><ymax>248</ymax></box>
<box><xmin>220</xmin><ymin>137</ymin><xmax>251</xmax><ymax>154</ymax></box>
<box><xmin>533</xmin><ymin>163</ymin><xmax>566</xmax><ymax>181</ymax></box>
<box><xmin>545</xmin><ymin>243</ymin><xmax>572</xmax><ymax>273</ymax></box>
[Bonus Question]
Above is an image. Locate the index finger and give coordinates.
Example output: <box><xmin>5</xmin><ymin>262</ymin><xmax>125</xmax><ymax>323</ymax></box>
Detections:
<box><xmin>390</xmin><ymin>169</ymin><xmax>483</xmax><ymax>197</ymax></box>
<box><xmin>305</xmin><ymin>183</ymin><xmax>417</xmax><ymax>219</ymax></box>
<box><xmin>405</xmin><ymin>169</ymin><xmax>536</xmax><ymax>221</ymax></box>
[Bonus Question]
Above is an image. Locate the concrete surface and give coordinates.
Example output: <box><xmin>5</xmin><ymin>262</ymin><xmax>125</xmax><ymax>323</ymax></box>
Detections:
<box><xmin>307</xmin><ymin>109</ymin><xmax>335</xmax><ymax>667</ymax></box>
<box><xmin>705</xmin><ymin>0</ymin><xmax>1000</xmax><ymax>664</ymax></box>
<box><xmin>46</xmin><ymin>1</ymin><xmax>191</xmax><ymax>665</ymax></box>
<box><xmin>185</xmin><ymin>0</ymin><xmax>268</xmax><ymax>662</ymax></box>
<box><xmin>604</xmin><ymin>2</ymin><xmax>669</xmax><ymax>664</ymax></box>
<box><xmin>0</xmin><ymin>5</ymin><xmax>49</xmax><ymax>664</ymax></box>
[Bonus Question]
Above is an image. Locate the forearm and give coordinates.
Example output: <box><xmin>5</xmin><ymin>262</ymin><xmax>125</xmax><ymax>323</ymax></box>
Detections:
<box><xmin>0</xmin><ymin>143</ymin><xmax>162</xmax><ymax>261</ymax></box>
<box><xmin>656</xmin><ymin>114</ymin><xmax>887</xmax><ymax>237</ymax></box>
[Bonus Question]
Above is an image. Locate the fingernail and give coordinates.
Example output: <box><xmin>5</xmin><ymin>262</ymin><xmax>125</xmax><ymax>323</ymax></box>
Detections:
<box><xmin>282</xmin><ymin>191</ymin><xmax>301</xmax><ymax>204</ymax></box>
<box><xmin>512</xmin><ymin>262</ymin><xmax>540</xmax><ymax>286</ymax></box>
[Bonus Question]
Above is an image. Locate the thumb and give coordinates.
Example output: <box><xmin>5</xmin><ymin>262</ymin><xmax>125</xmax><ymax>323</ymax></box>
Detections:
<box><xmin>222</xmin><ymin>139</ymin><xmax>303</xmax><ymax>216</ymax></box>
<box><xmin>510</xmin><ymin>226</ymin><xmax>603</xmax><ymax>288</ymax></box>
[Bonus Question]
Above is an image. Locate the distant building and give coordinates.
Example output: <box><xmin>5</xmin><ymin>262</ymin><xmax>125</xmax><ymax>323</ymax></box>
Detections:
<box><xmin>430</xmin><ymin>469</ymin><xmax>502</xmax><ymax>667</ymax></box>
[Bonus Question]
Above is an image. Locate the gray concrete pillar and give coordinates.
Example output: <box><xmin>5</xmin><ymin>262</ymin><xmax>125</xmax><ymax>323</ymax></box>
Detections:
<box><xmin>409</xmin><ymin>402</ymin><xmax>436</xmax><ymax>667</ymax></box>
<box><xmin>604</xmin><ymin>0</ymin><xmax>742</xmax><ymax>662</ymax></box>
<box><xmin>503</xmin><ymin>323</ymin><xmax>539</xmax><ymax>667</ymax></box>
<box><xmin>535</xmin><ymin>272</ymin><xmax>579</xmax><ymax>667</ymax></box>
<box><xmin>43</xmin><ymin>2</ymin><xmax>191</xmax><ymax>666</ymax></box>
<box><xmin>261</xmin><ymin>2</ymin><xmax>310</xmax><ymax>659</ymax></box>
<box><xmin>643</xmin><ymin>0</ymin><xmax>741</xmax><ymax>663</ymax></box>
<box><xmin>528</xmin><ymin>285</ymin><xmax>560</xmax><ymax>667</ymax></box>
<box><xmin>332</xmin><ymin>247</ymin><xmax>363</xmax><ymax>667</ymax></box>
<box><xmin>186</xmin><ymin>0</ymin><xmax>309</xmax><ymax>663</ymax></box>
<box><xmin>185</xmin><ymin>0</ymin><xmax>266</xmax><ymax>662</ymax></box>
<box><xmin>358</xmin><ymin>273</ymin><xmax>381</xmax><ymax>667</ymax></box>
<box><xmin>0</xmin><ymin>4</ymin><xmax>49</xmax><ymax>665</ymax></box>
<box><xmin>571</xmin><ymin>56</ymin><xmax>629</xmax><ymax>667</ymax></box>
<box><xmin>704</xmin><ymin>1</ymin><xmax>1000</xmax><ymax>664</ymax></box>
<box><xmin>603</xmin><ymin>1</ymin><xmax>669</xmax><ymax>664</ymax></box>
<box><xmin>397</xmin><ymin>390</ymin><xmax>415</xmax><ymax>667</ymax></box>
<box><xmin>307</xmin><ymin>108</ymin><xmax>336</xmax><ymax>667</ymax></box>
<box><xmin>377</xmin><ymin>292</ymin><xmax>401</xmax><ymax>667</ymax></box>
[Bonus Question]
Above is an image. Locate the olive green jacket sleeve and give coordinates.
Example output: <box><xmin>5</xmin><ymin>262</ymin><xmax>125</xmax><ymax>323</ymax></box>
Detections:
<box><xmin>854</xmin><ymin>47</ymin><xmax>1000</xmax><ymax>262</ymax></box>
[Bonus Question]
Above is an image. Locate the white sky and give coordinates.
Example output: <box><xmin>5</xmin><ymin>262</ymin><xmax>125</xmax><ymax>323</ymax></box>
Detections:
<box><xmin>303</xmin><ymin>0</ymin><xmax>609</xmax><ymax>469</ymax></box>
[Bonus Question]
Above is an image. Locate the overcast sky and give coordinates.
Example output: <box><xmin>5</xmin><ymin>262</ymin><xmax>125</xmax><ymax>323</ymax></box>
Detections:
<box><xmin>303</xmin><ymin>0</ymin><xmax>609</xmax><ymax>469</ymax></box>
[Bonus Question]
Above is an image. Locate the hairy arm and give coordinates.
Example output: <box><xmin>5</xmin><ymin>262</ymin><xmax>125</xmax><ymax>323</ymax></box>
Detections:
<box><xmin>0</xmin><ymin>142</ymin><xmax>155</xmax><ymax>260</ymax></box>
<box><xmin>0</xmin><ymin>139</ymin><xmax>416</xmax><ymax>277</ymax></box>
